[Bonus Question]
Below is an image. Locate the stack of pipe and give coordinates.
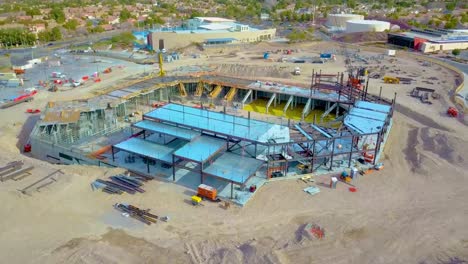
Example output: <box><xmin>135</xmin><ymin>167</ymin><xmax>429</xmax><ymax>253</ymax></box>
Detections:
<box><xmin>114</xmin><ymin>203</ymin><xmax>158</xmax><ymax>225</ymax></box>
<box><xmin>93</xmin><ymin>174</ymin><xmax>149</xmax><ymax>195</ymax></box>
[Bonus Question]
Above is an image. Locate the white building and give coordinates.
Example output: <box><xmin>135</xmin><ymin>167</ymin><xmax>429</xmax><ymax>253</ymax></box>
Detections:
<box><xmin>326</xmin><ymin>14</ymin><xmax>364</xmax><ymax>30</ymax></box>
<box><xmin>345</xmin><ymin>20</ymin><xmax>390</xmax><ymax>33</ymax></box>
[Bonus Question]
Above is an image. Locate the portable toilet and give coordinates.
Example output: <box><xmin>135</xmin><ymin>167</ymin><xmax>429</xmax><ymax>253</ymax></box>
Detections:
<box><xmin>263</xmin><ymin>52</ymin><xmax>270</xmax><ymax>59</ymax></box>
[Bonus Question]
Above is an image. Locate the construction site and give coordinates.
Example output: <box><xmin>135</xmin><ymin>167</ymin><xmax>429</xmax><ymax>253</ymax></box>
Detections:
<box><xmin>0</xmin><ymin>40</ymin><xmax>467</xmax><ymax>264</ymax></box>
<box><xmin>29</xmin><ymin>68</ymin><xmax>394</xmax><ymax>205</ymax></box>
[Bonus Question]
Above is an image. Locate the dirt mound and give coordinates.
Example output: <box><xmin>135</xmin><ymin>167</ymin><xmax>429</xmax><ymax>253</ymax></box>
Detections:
<box><xmin>48</xmin><ymin>229</ymin><xmax>190</xmax><ymax>264</ymax></box>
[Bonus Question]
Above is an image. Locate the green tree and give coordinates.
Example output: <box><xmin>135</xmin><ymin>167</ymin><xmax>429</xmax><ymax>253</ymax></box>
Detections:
<box><xmin>446</xmin><ymin>2</ymin><xmax>456</xmax><ymax>11</ymax></box>
<box><xmin>51</xmin><ymin>27</ymin><xmax>62</xmax><ymax>40</ymax></box>
<box><xmin>0</xmin><ymin>28</ymin><xmax>36</xmax><ymax>47</ymax></box>
<box><xmin>452</xmin><ymin>49</ymin><xmax>461</xmax><ymax>56</ymax></box>
<box><xmin>25</xmin><ymin>8</ymin><xmax>41</xmax><ymax>17</ymax></box>
<box><xmin>111</xmin><ymin>31</ymin><xmax>136</xmax><ymax>46</ymax></box>
<box><xmin>63</xmin><ymin>19</ymin><xmax>79</xmax><ymax>30</ymax></box>
<box><xmin>120</xmin><ymin>8</ymin><xmax>131</xmax><ymax>21</ymax></box>
<box><xmin>190</xmin><ymin>10</ymin><xmax>203</xmax><ymax>18</ymax></box>
<box><xmin>50</xmin><ymin>7</ymin><xmax>65</xmax><ymax>23</ymax></box>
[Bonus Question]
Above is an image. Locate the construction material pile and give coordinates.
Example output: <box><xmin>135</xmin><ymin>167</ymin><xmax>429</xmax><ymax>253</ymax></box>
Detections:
<box><xmin>0</xmin><ymin>161</ymin><xmax>34</xmax><ymax>182</ymax></box>
<box><xmin>91</xmin><ymin>174</ymin><xmax>152</xmax><ymax>195</ymax></box>
<box><xmin>114</xmin><ymin>203</ymin><xmax>168</xmax><ymax>225</ymax></box>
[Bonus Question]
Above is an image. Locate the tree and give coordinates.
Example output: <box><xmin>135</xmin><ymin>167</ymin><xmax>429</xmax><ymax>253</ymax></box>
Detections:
<box><xmin>111</xmin><ymin>31</ymin><xmax>136</xmax><ymax>46</ymax></box>
<box><xmin>446</xmin><ymin>2</ymin><xmax>456</xmax><ymax>11</ymax></box>
<box><xmin>38</xmin><ymin>27</ymin><xmax>62</xmax><ymax>42</ymax></box>
<box><xmin>25</xmin><ymin>8</ymin><xmax>41</xmax><ymax>17</ymax></box>
<box><xmin>120</xmin><ymin>8</ymin><xmax>131</xmax><ymax>21</ymax></box>
<box><xmin>63</xmin><ymin>19</ymin><xmax>79</xmax><ymax>30</ymax></box>
<box><xmin>452</xmin><ymin>49</ymin><xmax>461</xmax><ymax>56</ymax></box>
<box><xmin>50</xmin><ymin>7</ymin><xmax>65</xmax><ymax>24</ymax></box>
<box><xmin>190</xmin><ymin>10</ymin><xmax>203</xmax><ymax>19</ymax></box>
<box><xmin>0</xmin><ymin>28</ymin><xmax>36</xmax><ymax>47</ymax></box>
<box><xmin>51</xmin><ymin>27</ymin><xmax>62</xmax><ymax>40</ymax></box>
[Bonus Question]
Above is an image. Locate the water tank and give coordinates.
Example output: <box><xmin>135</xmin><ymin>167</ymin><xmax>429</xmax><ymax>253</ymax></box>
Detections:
<box><xmin>326</xmin><ymin>14</ymin><xmax>364</xmax><ymax>29</ymax></box>
<box><xmin>345</xmin><ymin>20</ymin><xmax>391</xmax><ymax>33</ymax></box>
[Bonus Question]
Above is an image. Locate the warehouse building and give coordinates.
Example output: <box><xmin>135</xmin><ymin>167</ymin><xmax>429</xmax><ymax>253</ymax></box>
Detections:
<box><xmin>147</xmin><ymin>17</ymin><xmax>276</xmax><ymax>50</ymax></box>
<box><xmin>388</xmin><ymin>28</ymin><xmax>468</xmax><ymax>53</ymax></box>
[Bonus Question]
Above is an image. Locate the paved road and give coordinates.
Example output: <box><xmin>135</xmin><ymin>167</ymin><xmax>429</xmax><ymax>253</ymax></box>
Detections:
<box><xmin>432</xmin><ymin>57</ymin><xmax>468</xmax><ymax>105</ymax></box>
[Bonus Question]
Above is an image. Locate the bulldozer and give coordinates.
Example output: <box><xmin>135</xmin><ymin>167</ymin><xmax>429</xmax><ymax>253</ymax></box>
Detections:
<box><xmin>383</xmin><ymin>76</ymin><xmax>400</xmax><ymax>84</ymax></box>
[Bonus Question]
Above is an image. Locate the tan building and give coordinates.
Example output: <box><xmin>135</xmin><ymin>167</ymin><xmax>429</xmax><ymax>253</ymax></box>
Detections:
<box><xmin>148</xmin><ymin>17</ymin><xmax>276</xmax><ymax>50</ymax></box>
<box><xmin>420</xmin><ymin>41</ymin><xmax>468</xmax><ymax>53</ymax></box>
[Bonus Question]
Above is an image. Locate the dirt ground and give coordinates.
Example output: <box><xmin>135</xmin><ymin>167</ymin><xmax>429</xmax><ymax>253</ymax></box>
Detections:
<box><xmin>0</xmin><ymin>41</ymin><xmax>467</xmax><ymax>264</ymax></box>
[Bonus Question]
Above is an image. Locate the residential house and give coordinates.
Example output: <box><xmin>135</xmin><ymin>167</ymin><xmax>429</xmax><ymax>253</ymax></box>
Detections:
<box><xmin>106</xmin><ymin>16</ymin><xmax>120</xmax><ymax>25</ymax></box>
<box><xmin>101</xmin><ymin>24</ymin><xmax>113</xmax><ymax>31</ymax></box>
<box><xmin>17</xmin><ymin>16</ymin><xmax>32</xmax><ymax>21</ymax></box>
<box><xmin>32</xmin><ymin>15</ymin><xmax>44</xmax><ymax>20</ymax></box>
<box><xmin>260</xmin><ymin>13</ymin><xmax>270</xmax><ymax>20</ymax></box>
<box><xmin>29</xmin><ymin>23</ymin><xmax>46</xmax><ymax>34</ymax></box>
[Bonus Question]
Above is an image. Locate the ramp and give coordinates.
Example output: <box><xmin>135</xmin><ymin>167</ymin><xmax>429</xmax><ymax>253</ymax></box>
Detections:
<box><xmin>320</xmin><ymin>103</ymin><xmax>337</xmax><ymax>121</ymax></box>
<box><xmin>178</xmin><ymin>83</ymin><xmax>187</xmax><ymax>97</ymax></box>
<box><xmin>209</xmin><ymin>85</ymin><xmax>222</xmax><ymax>99</ymax></box>
<box><xmin>302</xmin><ymin>98</ymin><xmax>312</xmax><ymax>120</ymax></box>
<box><xmin>241</xmin><ymin>89</ymin><xmax>253</xmax><ymax>106</ymax></box>
<box><xmin>266</xmin><ymin>93</ymin><xmax>277</xmax><ymax>114</ymax></box>
<box><xmin>195</xmin><ymin>82</ymin><xmax>204</xmax><ymax>97</ymax></box>
<box><xmin>224</xmin><ymin>87</ymin><xmax>237</xmax><ymax>102</ymax></box>
<box><xmin>283</xmin><ymin>95</ymin><xmax>294</xmax><ymax>116</ymax></box>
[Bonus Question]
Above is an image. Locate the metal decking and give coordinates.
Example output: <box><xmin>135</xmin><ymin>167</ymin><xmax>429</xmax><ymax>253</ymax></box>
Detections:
<box><xmin>344</xmin><ymin>101</ymin><xmax>391</xmax><ymax>135</ymax></box>
<box><xmin>203</xmin><ymin>152</ymin><xmax>264</xmax><ymax>185</ymax></box>
<box><xmin>114</xmin><ymin>137</ymin><xmax>175</xmax><ymax>163</ymax></box>
<box><xmin>144</xmin><ymin>103</ymin><xmax>288</xmax><ymax>143</ymax></box>
<box><xmin>173</xmin><ymin>135</ymin><xmax>226</xmax><ymax>163</ymax></box>
<box><xmin>133</xmin><ymin>120</ymin><xmax>201</xmax><ymax>141</ymax></box>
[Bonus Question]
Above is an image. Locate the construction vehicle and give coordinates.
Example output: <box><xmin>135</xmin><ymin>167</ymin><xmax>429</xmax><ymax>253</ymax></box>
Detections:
<box><xmin>197</xmin><ymin>184</ymin><xmax>218</xmax><ymax>201</ymax></box>
<box><xmin>293</xmin><ymin>67</ymin><xmax>301</xmax><ymax>75</ymax></box>
<box><xmin>383</xmin><ymin>76</ymin><xmax>400</xmax><ymax>84</ymax></box>
<box><xmin>346</xmin><ymin>67</ymin><xmax>367</xmax><ymax>90</ymax></box>
<box><xmin>13</xmin><ymin>68</ymin><xmax>25</xmax><ymax>75</ymax></box>
<box><xmin>447</xmin><ymin>107</ymin><xmax>458</xmax><ymax>117</ymax></box>
<box><xmin>191</xmin><ymin>195</ymin><xmax>202</xmax><ymax>206</ymax></box>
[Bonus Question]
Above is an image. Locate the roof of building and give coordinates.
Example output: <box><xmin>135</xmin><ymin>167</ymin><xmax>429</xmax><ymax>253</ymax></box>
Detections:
<box><xmin>144</xmin><ymin>104</ymin><xmax>290</xmax><ymax>143</ymax></box>
<box><xmin>390</xmin><ymin>29</ymin><xmax>468</xmax><ymax>43</ymax></box>
<box><xmin>199</xmin><ymin>23</ymin><xmax>233</xmax><ymax>30</ymax></box>
<box><xmin>113</xmin><ymin>137</ymin><xmax>175</xmax><ymax>163</ymax></box>
<box><xmin>173</xmin><ymin>135</ymin><xmax>226</xmax><ymax>163</ymax></box>
<box><xmin>195</xmin><ymin>17</ymin><xmax>235</xmax><ymax>23</ymax></box>
<box><xmin>203</xmin><ymin>152</ymin><xmax>264</xmax><ymax>184</ymax></box>
<box><xmin>346</xmin><ymin>19</ymin><xmax>390</xmax><ymax>25</ymax></box>
<box><xmin>344</xmin><ymin>101</ymin><xmax>391</xmax><ymax>135</ymax></box>
<box><xmin>133</xmin><ymin>120</ymin><xmax>201</xmax><ymax>141</ymax></box>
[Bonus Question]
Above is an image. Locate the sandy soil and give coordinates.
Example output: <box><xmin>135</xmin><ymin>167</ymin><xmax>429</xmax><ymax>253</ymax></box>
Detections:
<box><xmin>0</xmin><ymin>41</ymin><xmax>467</xmax><ymax>264</ymax></box>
